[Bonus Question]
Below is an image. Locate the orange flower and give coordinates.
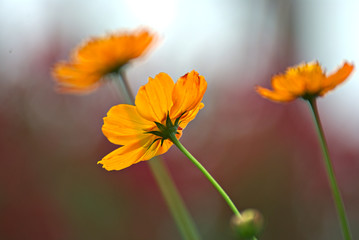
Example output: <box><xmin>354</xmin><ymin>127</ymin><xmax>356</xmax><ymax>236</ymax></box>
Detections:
<box><xmin>256</xmin><ymin>61</ymin><xmax>354</xmax><ymax>102</ymax></box>
<box><xmin>98</xmin><ymin>70</ymin><xmax>207</xmax><ymax>171</ymax></box>
<box><xmin>52</xmin><ymin>29</ymin><xmax>155</xmax><ymax>93</ymax></box>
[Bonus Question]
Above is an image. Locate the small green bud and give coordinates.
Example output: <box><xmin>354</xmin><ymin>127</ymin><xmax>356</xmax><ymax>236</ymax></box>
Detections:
<box><xmin>231</xmin><ymin>209</ymin><xmax>264</xmax><ymax>239</ymax></box>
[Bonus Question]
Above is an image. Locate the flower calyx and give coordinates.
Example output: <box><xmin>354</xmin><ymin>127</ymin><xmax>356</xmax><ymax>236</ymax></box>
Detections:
<box><xmin>231</xmin><ymin>209</ymin><xmax>264</xmax><ymax>240</ymax></box>
<box><xmin>146</xmin><ymin>112</ymin><xmax>184</xmax><ymax>147</ymax></box>
<box><xmin>301</xmin><ymin>92</ymin><xmax>317</xmax><ymax>101</ymax></box>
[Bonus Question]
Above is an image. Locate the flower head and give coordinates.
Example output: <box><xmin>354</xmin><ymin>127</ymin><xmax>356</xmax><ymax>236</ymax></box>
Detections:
<box><xmin>99</xmin><ymin>70</ymin><xmax>207</xmax><ymax>171</ymax></box>
<box><xmin>256</xmin><ymin>61</ymin><xmax>354</xmax><ymax>102</ymax></box>
<box><xmin>52</xmin><ymin>29</ymin><xmax>155</xmax><ymax>93</ymax></box>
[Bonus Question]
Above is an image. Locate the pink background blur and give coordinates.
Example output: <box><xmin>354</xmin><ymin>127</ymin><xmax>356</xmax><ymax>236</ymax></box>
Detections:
<box><xmin>0</xmin><ymin>1</ymin><xmax>358</xmax><ymax>239</ymax></box>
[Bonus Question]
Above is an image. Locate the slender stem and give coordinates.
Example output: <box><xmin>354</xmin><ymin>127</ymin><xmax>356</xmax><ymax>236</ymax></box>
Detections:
<box><xmin>307</xmin><ymin>98</ymin><xmax>352</xmax><ymax>240</ymax></box>
<box><xmin>111</xmin><ymin>70</ymin><xmax>134</xmax><ymax>104</ymax></box>
<box><xmin>114</xmin><ymin>71</ymin><xmax>201</xmax><ymax>240</ymax></box>
<box><xmin>149</xmin><ymin>158</ymin><xmax>201</xmax><ymax>240</ymax></box>
<box><xmin>169</xmin><ymin>133</ymin><xmax>241</xmax><ymax>217</ymax></box>
<box><xmin>119</xmin><ymin>70</ymin><xmax>136</xmax><ymax>102</ymax></box>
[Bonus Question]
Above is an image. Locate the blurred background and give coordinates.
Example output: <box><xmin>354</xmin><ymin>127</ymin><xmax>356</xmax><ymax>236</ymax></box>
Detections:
<box><xmin>1</xmin><ymin>0</ymin><xmax>358</xmax><ymax>239</ymax></box>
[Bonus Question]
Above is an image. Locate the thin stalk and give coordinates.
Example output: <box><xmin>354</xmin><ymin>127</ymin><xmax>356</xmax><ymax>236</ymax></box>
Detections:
<box><xmin>308</xmin><ymin>98</ymin><xmax>352</xmax><ymax>240</ymax></box>
<box><xmin>111</xmin><ymin>70</ymin><xmax>134</xmax><ymax>104</ymax></box>
<box><xmin>169</xmin><ymin>133</ymin><xmax>241</xmax><ymax>217</ymax></box>
<box><xmin>113</xmin><ymin>71</ymin><xmax>201</xmax><ymax>240</ymax></box>
<box><xmin>149</xmin><ymin>157</ymin><xmax>201</xmax><ymax>240</ymax></box>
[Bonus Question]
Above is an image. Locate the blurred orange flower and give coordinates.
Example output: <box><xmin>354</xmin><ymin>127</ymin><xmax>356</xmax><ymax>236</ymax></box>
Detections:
<box><xmin>256</xmin><ymin>61</ymin><xmax>354</xmax><ymax>102</ymax></box>
<box><xmin>52</xmin><ymin>29</ymin><xmax>155</xmax><ymax>93</ymax></box>
<box><xmin>99</xmin><ymin>70</ymin><xmax>207</xmax><ymax>171</ymax></box>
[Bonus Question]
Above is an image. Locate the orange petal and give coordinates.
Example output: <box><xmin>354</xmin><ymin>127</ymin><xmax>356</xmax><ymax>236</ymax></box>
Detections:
<box><xmin>102</xmin><ymin>104</ymin><xmax>154</xmax><ymax>146</ymax></box>
<box><xmin>52</xmin><ymin>62</ymin><xmax>102</xmax><ymax>91</ymax></box>
<box><xmin>135</xmin><ymin>73</ymin><xmax>175</xmax><ymax>122</ymax></box>
<box><xmin>179</xmin><ymin>102</ymin><xmax>204</xmax><ymax>130</ymax></box>
<box><xmin>170</xmin><ymin>70</ymin><xmax>207</xmax><ymax>119</ymax></box>
<box><xmin>272</xmin><ymin>74</ymin><xmax>306</xmax><ymax>95</ymax></box>
<box><xmin>98</xmin><ymin>142</ymin><xmax>147</xmax><ymax>171</ymax></box>
<box><xmin>77</xmin><ymin>29</ymin><xmax>154</xmax><ymax>65</ymax></box>
<box><xmin>98</xmin><ymin>136</ymin><xmax>173</xmax><ymax>171</ymax></box>
<box><xmin>320</xmin><ymin>62</ymin><xmax>354</xmax><ymax>95</ymax></box>
<box><xmin>285</xmin><ymin>62</ymin><xmax>325</xmax><ymax>94</ymax></box>
<box><xmin>141</xmin><ymin>138</ymin><xmax>174</xmax><ymax>161</ymax></box>
<box><xmin>301</xmin><ymin>62</ymin><xmax>325</xmax><ymax>93</ymax></box>
<box><xmin>52</xmin><ymin>29</ymin><xmax>156</xmax><ymax>94</ymax></box>
<box><xmin>256</xmin><ymin>86</ymin><xmax>296</xmax><ymax>102</ymax></box>
<box><xmin>116</xmin><ymin>30</ymin><xmax>155</xmax><ymax>60</ymax></box>
<box><xmin>156</xmin><ymin>139</ymin><xmax>176</xmax><ymax>156</ymax></box>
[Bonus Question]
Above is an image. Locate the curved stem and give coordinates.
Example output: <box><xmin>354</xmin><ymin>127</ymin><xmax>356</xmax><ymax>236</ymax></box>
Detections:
<box><xmin>169</xmin><ymin>133</ymin><xmax>241</xmax><ymax>217</ymax></box>
<box><xmin>114</xmin><ymin>71</ymin><xmax>201</xmax><ymax>240</ymax></box>
<box><xmin>308</xmin><ymin>99</ymin><xmax>352</xmax><ymax>240</ymax></box>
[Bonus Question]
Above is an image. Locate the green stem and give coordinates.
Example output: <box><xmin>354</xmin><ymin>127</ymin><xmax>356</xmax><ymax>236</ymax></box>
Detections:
<box><xmin>308</xmin><ymin>98</ymin><xmax>352</xmax><ymax>240</ymax></box>
<box><xmin>148</xmin><ymin>158</ymin><xmax>201</xmax><ymax>240</ymax></box>
<box><xmin>114</xmin><ymin>71</ymin><xmax>201</xmax><ymax>240</ymax></box>
<box><xmin>169</xmin><ymin>133</ymin><xmax>241</xmax><ymax>217</ymax></box>
<box><xmin>112</xmin><ymin>70</ymin><xmax>135</xmax><ymax>104</ymax></box>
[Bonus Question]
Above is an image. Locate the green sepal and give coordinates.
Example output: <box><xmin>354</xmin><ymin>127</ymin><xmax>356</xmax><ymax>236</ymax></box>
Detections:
<box><xmin>146</xmin><ymin>130</ymin><xmax>164</xmax><ymax>137</ymax></box>
<box><xmin>166</xmin><ymin>115</ymin><xmax>172</xmax><ymax>129</ymax></box>
<box><xmin>145</xmin><ymin>112</ymin><xmax>185</xmax><ymax>147</ymax></box>
<box><xmin>174</xmin><ymin>112</ymin><xmax>186</xmax><ymax>126</ymax></box>
<box><xmin>147</xmin><ymin>138</ymin><xmax>162</xmax><ymax>149</ymax></box>
<box><xmin>154</xmin><ymin>121</ymin><xmax>167</xmax><ymax>132</ymax></box>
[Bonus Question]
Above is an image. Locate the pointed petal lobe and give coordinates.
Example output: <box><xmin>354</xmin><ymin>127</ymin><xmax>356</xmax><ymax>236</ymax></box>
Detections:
<box><xmin>171</xmin><ymin>70</ymin><xmax>207</xmax><ymax>119</ymax></box>
<box><xmin>98</xmin><ymin>142</ymin><xmax>147</xmax><ymax>171</ymax></box>
<box><xmin>135</xmin><ymin>73</ymin><xmax>175</xmax><ymax>122</ymax></box>
<box><xmin>256</xmin><ymin>86</ymin><xmax>296</xmax><ymax>102</ymax></box>
<box><xmin>321</xmin><ymin>62</ymin><xmax>354</xmax><ymax>95</ymax></box>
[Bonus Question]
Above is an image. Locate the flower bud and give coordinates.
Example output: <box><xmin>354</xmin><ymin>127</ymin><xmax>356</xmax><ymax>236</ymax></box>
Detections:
<box><xmin>231</xmin><ymin>209</ymin><xmax>264</xmax><ymax>239</ymax></box>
